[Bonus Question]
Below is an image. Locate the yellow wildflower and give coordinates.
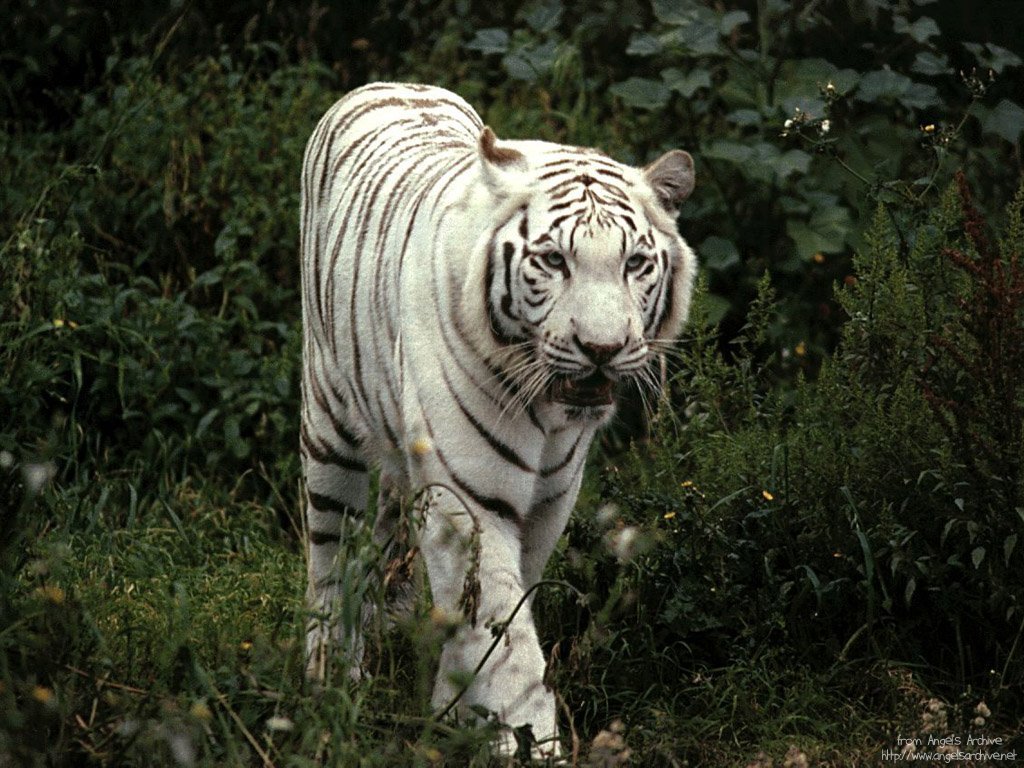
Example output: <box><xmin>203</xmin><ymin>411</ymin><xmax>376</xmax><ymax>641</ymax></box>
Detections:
<box><xmin>36</xmin><ymin>585</ymin><xmax>65</xmax><ymax>604</ymax></box>
<box><xmin>663</xmin><ymin>511</ymin><xmax>677</xmax><ymax>520</ymax></box>
<box><xmin>761</xmin><ymin>490</ymin><xmax>774</xmax><ymax>502</ymax></box>
<box><xmin>31</xmin><ymin>686</ymin><xmax>54</xmax><ymax>705</ymax></box>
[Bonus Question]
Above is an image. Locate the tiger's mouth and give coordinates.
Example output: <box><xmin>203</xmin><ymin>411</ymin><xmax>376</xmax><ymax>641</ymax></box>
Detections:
<box><xmin>550</xmin><ymin>371</ymin><xmax>616</xmax><ymax>407</ymax></box>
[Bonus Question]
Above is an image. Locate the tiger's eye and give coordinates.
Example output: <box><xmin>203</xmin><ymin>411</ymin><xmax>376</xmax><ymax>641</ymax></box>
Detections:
<box><xmin>624</xmin><ymin>253</ymin><xmax>646</xmax><ymax>272</ymax></box>
<box><xmin>543</xmin><ymin>251</ymin><xmax>566</xmax><ymax>270</ymax></box>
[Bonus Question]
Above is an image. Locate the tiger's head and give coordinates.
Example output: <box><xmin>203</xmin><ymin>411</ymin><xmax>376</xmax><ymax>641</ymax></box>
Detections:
<box><xmin>461</xmin><ymin>126</ymin><xmax>697</xmax><ymax>419</ymax></box>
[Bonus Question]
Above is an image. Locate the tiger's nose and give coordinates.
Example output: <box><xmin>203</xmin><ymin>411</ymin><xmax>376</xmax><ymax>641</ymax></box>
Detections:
<box><xmin>573</xmin><ymin>334</ymin><xmax>625</xmax><ymax>367</ymax></box>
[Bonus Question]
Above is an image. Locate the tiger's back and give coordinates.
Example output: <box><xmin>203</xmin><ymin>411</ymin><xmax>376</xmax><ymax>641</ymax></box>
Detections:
<box><xmin>300</xmin><ymin>83</ymin><xmax>486</xmax><ymax>473</ymax></box>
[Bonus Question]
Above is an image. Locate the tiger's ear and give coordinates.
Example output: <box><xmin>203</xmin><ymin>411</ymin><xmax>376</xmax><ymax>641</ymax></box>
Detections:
<box><xmin>480</xmin><ymin>126</ymin><xmax>525</xmax><ymax>168</ymax></box>
<box><xmin>643</xmin><ymin>149</ymin><xmax>695</xmax><ymax>214</ymax></box>
<box><xmin>479</xmin><ymin>126</ymin><xmax>527</xmax><ymax>192</ymax></box>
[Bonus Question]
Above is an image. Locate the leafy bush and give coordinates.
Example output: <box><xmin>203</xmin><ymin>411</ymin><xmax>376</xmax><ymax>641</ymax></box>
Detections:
<box><xmin>2</xmin><ymin>1</ymin><xmax>1023</xmax><ymax>765</ymax></box>
<box><xmin>559</xmin><ymin>178</ymin><xmax>1024</xmax><ymax>741</ymax></box>
<box><xmin>1</xmin><ymin>50</ymin><xmax>339</xmax><ymax>501</ymax></box>
<box><xmin>397</xmin><ymin>0</ymin><xmax>1024</xmax><ymax>358</ymax></box>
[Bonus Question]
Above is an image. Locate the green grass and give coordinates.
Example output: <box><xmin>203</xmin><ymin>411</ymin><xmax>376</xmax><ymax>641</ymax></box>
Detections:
<box><xmin>4</xmin><ymin>467</ymin><xmax>1009</xmax><ymax>766</ymax></box>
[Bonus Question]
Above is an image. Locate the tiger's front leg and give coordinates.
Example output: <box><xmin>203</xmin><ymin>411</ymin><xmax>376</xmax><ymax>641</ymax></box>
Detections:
<box><xmin>420</xmin><ymin>487</ymin><xmax>561</xmax><ymax>759</ymax></box>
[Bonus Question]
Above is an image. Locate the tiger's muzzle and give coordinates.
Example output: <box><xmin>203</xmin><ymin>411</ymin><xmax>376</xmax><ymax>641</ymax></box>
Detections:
<box><xmin>550</xmin><ymin>370</ymin><xmax>616</xmax><ymax>407</ymax></box>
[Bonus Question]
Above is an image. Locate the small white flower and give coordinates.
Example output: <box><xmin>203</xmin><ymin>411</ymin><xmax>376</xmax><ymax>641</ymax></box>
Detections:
<box><xmin>607</xmin><ymin>525</ymin><xmax>639</xmax><ymax>563</ymax></box>
<box><xmin>784</xmin><ymin>118</ymin><xmax>794</xmax><ymax>129</ymax></box>
<box><xmin>22</xmin><ymin>461</ymin><xmax>56</xmax><ymax>495</ymax></box>
<box><xmin>820</xmin><ymin>119</ymin><xmax>831</xmax><ymax>134</ymax></box>
<box><xmin>595</xmin><ymin>503</ymin><xmax>619</xmax><ymax>528</ymax></box>
<box><xmin>266</xmin><ymin>715</ymin><xmax>295</xmax><ymax>732</ymax></box>
<box><xmin>167</xmin><ymin>731</ymin><xmax>196</xmax><ymax>767</ymax></box>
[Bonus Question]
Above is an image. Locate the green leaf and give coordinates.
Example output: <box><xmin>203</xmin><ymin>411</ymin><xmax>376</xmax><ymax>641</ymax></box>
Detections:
<box><xmin>666</xmin><ymin>19</ymin><xmax>723</xmax><ymax>56</ymax></box>
<box><xmin>856</xmin><ymin>69</ymin><xmax>912</xmax><ymax>102</ymax></box>
<box><xmin>521</xmin><ymin>0</ymin><xmax>563</xmax><ymax>33</ymax></box>
<box><xmin>609</xmin><ymin>77</ymin><xmax>671</xmax><ymax>110</ymax></box>
<box><xmin>720</xmin><ymin>10</ymin><xmax>750</xmax><ymax>35</ymax></box>
<box><xmin>786</xmin><ymin>205</ymin><xmax>853</xmax><ymax>258</ymax></box>
<box><xmin>700</xmin><ymin>236</ymin><xmax>740</xmax><ymax>271</ymax></box>
<box><xmin>770</xmin><ymin>149</ymin><xmax>812</xmax><ymax>181</ymax></box>
<box><xmin>465</xmin><ymin>28</ymin><xmax>509</xmax><ymax>55</ymax></box>
<box><xmin>701</xmin><ymin>140</ymin><xmax>753</xmax><ymax>165</ymax></box>
<box><xmin>964</xmin><ymin>42</ymin><xmax>1023</xmax><ymax>73</ymax></box>
<box><xmin>652</xmin><ymin>0</ymin><xmax>701</xmax><ymax>25</ymax></box>
<box><xmin>904</xmin><ymin>577</ymin><xmax>916</xmax><ymax>607</ymax></box>
<box><xmin>502</xmin><ymin>40</ymin><xmax>558</xmax><ymax>81</ymax></box>
<box><xmin>661</xmin><ymin>67</ymin><xmax>711</xmax><ymax>97</ymax></box>
<box><xmin>971</xmin><ymin>546</ymin><xmax>986</xmax><ymax>569</ymax></box>
<box><xmin>981</xmin><ymin>99</ymin><xmax>1024</xmax><ymax>143</ymax></box>
<box><xmin>726</xmin><ymin>109</ymin><xmax>762</xmax><ymax>127</ymax></box>
<box><xmin>901</xmin><ymin>82</ymin><xmax>940</xmax><ymax>109</ymax></box>
<box><xmin>911</xmin><ymin>51</ymin><xmax>950</xmax><ymax>76</ymax></box>
<box><xmin>627</xmin><ymin>32</ymin><xmax>662</xmax><ymax>57</ymax></box>
<box><xmin>893</xmin><ymin>15</ymin><xmax>940</xmax><ymax>44</ymax></box>
<box><xmin>703</xmin><ymin>293</ymin><xmax>731</xmax><ymax>327</ymax></box>
<box><xmin>1005</xmin><ymin>534</ymin><xmax>1018</xmax><ymax>566</ymax></box>
<box><xmin>856</xmin><ymin>69</ymin><xmax>938</xmax><ymax>109</ymax></box>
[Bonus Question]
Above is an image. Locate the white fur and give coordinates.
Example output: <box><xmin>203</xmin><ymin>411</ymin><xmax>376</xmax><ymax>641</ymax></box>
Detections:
<box><xmin>299</xmin><ymin>83</ymin><xmax>696</xmax><ymax>758</ymax></box>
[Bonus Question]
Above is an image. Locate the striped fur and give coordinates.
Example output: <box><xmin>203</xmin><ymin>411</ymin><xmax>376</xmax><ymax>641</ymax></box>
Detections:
<box><xmin>300</xmin><ymin>82</ymin><xmax>696</xmax><ymax>757</ymax></box>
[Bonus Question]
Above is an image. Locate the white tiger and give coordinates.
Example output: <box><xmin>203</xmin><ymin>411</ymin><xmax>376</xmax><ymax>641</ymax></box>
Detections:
<box><xmin>299</xmin><ymin>82</ymin><xmax>696</xmax><ymax>758</ymax></box>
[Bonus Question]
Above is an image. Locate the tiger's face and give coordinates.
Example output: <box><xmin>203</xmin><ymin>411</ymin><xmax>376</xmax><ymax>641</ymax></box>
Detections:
<box><xmin>476</xmin><ymin>130</ymin><xmax>697</xmax><ymax>416</ymax></box>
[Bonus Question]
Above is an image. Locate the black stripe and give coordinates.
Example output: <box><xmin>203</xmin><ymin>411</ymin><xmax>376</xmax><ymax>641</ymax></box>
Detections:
<box><xmin>422</xmin><ymin>415</ymin><xmax>522</xmax><ymax>522</ymax></box>
<box><xmin>309</xmin><ymin>530</ymin><xmax>342</xmax><ymax>546</ymax></box>
<box><xmin>307</xmin><ymin>491</ymin><xmax>354</xmax><ymax>515</ymax></box>
<box><xmin>501</xmin><ymin>241</ymin><xmax>516</xmax><ymax>319</ymax></box>
<box><xmin>540</xmin><ymin>432</ymin><xmax>583</xmax><ymax>477</ymax></box>
<box><xmin>301</xmin><ymin>425</ymin><xmax>367</xmax><ymax>472</ymax></box>
<box><xmin>444</xmin><ymin>370</ymin><xmax>534</xmax><ymax>473</ymax></box>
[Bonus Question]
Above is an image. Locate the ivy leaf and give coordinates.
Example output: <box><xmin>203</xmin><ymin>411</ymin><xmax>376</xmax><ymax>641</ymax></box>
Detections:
<box><xmin>980</xmin><ymin>99</ymin><xmax>1024</xmax><ymax>144</ymax></box>
<box><xmin>901</xmin><ymin>82</ymin><xmax>940</xmax><ymax>109</ymax></box>
<box><xmin>856</xmin><ymin>69</ymin><xmax>938</xmax><ymax>109</ymax></box>
<box><xmin>627</xmin><ymin>32</ymin><xmax>662</xmax><ymax>57</ymax></box>
<box><xmin>971</xmin><ymin>546</ymin><xmax>986</xmax><ymax>569</ymax></box>
<box><xmin>893</xmin><ymin>15</ymin><xmax>940</xmax><ymax>44</ymax></box>
<box><xmin>786</xmin><ymin>205</ymin><xmax>853</xmax><ymax>258</ymax></box>
<box><xmin>652</xmin><ymin>0</ymin><xmax>701</xmax><ymax>25</ymax></box>
<box><xmin>703</xmin><ymin>293</ymin><xmax>732</xmax><ymax>327</ymax></box>
<box><xmin>856</xmin><ymin>69</ymin><xmax>912</xmax><ymax>102</ymax></box>
<box><xmin>964</xmin><ymin>42</ymin><xmax>1023</xmax><ymax>73</ymax></box>
<box><xmin>912</xmin><ymin>51</ymin><xmax>949</xmax><ymax>76</ymax></box>
<box><xmin>521</xmin><ymin>0</ymin><xmax>563</xmax><ymax>33</ymax></box>
<box><xmin>609</xmin><ymin>77</ymin><xmax>671</xmax><ymax>110</ymax></box>
<box><xmin>700</xmin><ymin>236</ymin><xmax>740</xmax><ymax>271</ymax></box>
<box><xmin>726</xmin><ymin>109</ymin><xmax>762</xmax><ymax>127</ymax></box>
<box><xmin>661</xmin><ymin>67</ymin><xmax>711</xmax><ymax>97</ymax></box>
<box><xmin>502</xmin><ymin>41</ymin><xmax>558</xmax><ymax>81</ymax></box>
<box><xmin>770</xmin><ymin>149</ymin><xmax>812</xmax><ymax>181</ymax></box>
<box><xmin>701</xmin><ymin>140</ymin><xmax>753</xmax><ymax>165</ymax></box>
<box><xmin>666</xmin><ymin>19</ymin><xmax>723</xmax><ymax>56</ymax></box>
<box><xmin>465</xmin><ymin>28</ymin><xmax>509</xmax><ymax>56</ymax></box>
<box><xmin>720</xmin><ymin>10</ymin><xmax>751</xmax><ymax>35</ymax></box>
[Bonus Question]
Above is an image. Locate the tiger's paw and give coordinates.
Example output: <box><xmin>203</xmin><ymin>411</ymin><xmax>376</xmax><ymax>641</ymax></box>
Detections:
<box><xmin>493</xmin><ymin>723</ymin><xmax>565</xmax><ymax>765</ymax></box>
